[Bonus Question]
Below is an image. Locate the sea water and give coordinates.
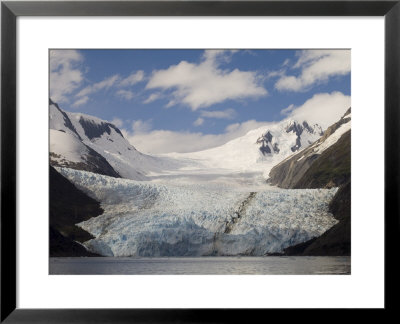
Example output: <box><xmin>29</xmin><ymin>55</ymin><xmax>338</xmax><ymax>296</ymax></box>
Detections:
<box><xmin>49</xmin><ymin>256</ymin><xmax>350</xmax><ymax>275</ymax></box>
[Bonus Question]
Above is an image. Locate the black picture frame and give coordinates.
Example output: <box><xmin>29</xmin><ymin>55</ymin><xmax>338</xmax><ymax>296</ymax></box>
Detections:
<box><xmin>1</xmin><ymin>0</ymin><xmax>398</xmax><ymax>322</ymax></box>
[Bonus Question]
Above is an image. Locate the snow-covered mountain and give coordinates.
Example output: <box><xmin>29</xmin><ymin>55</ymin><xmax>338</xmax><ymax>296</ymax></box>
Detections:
<box><xmin>268</xmin><ymin>108</ymin><xmax>351</xmax><ymax>188</ymax></box>
<box><xmin>49</xmin><ymin>99</ymin><xmax>186</xmax><ymax>180</ymax></box>
<box><xmin>166</xmin><ymin>118</ymin><xmax>323</xmax><ymax>180</ymax></box>
<box><xmin>50</xmin><ymin>99</ymin><xmax>326</xmax><ymax>184</ymax></box>
<box><xmin>50</xmin><ymin>128</ymin><xmax>120</xmax><ymax>177</ymax></box>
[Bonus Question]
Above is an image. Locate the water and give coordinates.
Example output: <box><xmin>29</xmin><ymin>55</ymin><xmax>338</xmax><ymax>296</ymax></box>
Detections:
<box><xmin>49</xmin><ymin>256</ymin><xmax>350</xmax><ymax>275</ymax></box>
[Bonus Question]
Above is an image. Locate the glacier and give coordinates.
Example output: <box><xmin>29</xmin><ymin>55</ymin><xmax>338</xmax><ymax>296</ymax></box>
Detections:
<box><xmin>57</xmin><ymin>168</ymin><xmax>338</xmax><ymax>257</ymax></box>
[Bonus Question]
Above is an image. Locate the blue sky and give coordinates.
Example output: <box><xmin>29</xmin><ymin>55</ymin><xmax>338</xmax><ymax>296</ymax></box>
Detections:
<box><xmin>50</xmin><ymin>49</ymin><xmax>350</xmax><ymax>153</ymax></box>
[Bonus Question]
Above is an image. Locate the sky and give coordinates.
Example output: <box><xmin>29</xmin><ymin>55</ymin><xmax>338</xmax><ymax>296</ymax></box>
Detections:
<box><xmin>50</xmin><ymin>49</ymin><xmax>351</xmax><ymax>154</ymax></box>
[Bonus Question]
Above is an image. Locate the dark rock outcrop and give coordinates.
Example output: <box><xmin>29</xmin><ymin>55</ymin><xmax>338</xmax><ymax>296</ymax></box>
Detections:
<box><xmin>79</xmin><ymin>117</ymin><xmax>124</xmax><ymax>140</ymax></box>
<box><xmin>50</xmin><ymin>166</ymin><xmax>103</xmax><ymax>257</ymax></box>
<box><xmin>268</xmin><ymin>150</ymin><xmax>320</xmax><ymax>189</ymax></box>
<box><xmin>286</xmin><ymin>121</ymin><xmax>323</xmax><ymax>152</ymax></box>
<box><xmin>294</xmin><ymin>130</ymin><xmax>350</xmax><ymax>189</ymax></box>
<box><xmin>256</xmin><ymin>120</ymin><xmax>322</xmax><ymax>157</ymax></box>
<box><xmin>256</xmin><ymin>131</ymin><xmax>279</xmax><ymax>155</ymax></box>
<box><xmin>50</xmin><ymin>226</ymin><xmax>100</xmax><ymax>257</ymax></box>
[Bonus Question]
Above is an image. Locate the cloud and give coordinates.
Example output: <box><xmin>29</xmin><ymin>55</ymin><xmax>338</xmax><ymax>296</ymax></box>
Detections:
<box><xmin>281</xmin><ymin>58</ymin><xmax>290</xmax><ymax>67</ymax></box>
<box><xmin>123</xmin><ymin>119</ymin><xmax>269</xmax><ymax>154</ymax></box>
<box><xmin>193</xmin><ymin>118</ymin><xmax>204</xmax><ymax>127</ymax></box>
<box><xmin>72</xmin><ymin>96</ymin><xmax>89</xmax><ymax>108</ymax></box>
<box><xmin>71</xmin><ymin>70</ymin><xmax>144</xmax><ymax>105</ymax></box>
<box><xmin>265</xmin><ymin>69</ymin><xmax>286</xmax><ymax>80</ymax></box>
<box><xmin>280</xmin><ymin>104</ymin><xmax>295</xmax><ymax>115</ymax></box>
<box><xmin>50</xmin><ymin>50</ymin><xmax>84</xmax><ymax>103</ymax></box>
<box><xmin>116</xmin><ymin>89</ymin><xmax>134</xmax><ymax>100</ymax></box>
<box><xmin>119</xmin><ymin>71</ymin><xmax>145</xmax><ymax>87</ymax></box>
<box><xmin>282</xmin><ymin>91</ymin><xmax>351</xmax><ymax>129</ymax></box>
<box><xmin>76</xmin><ymin>74</ymin><xmax>120</xmax><ymax>98</ymax></box>
<box><xmin>146</xmin><ymin>50</ymin><xmax>267</xmax><ymax>110</ymax></box>
<box><xmin>275</xmin><ymin>50</ymin><xmax>350</xmax><ymax>92</ymax></box>
<box><xmin>202</xmin><ymin>49</ymin><xmax>238</xmax><ymax>64</ymax></box>
<box><xmin>131</xmin><ymin>119</ymin><xmax>153</xmax><ymax>134</ymax></box>
<box><xmin>200</xmin><ymin>108</ymin><xmax>236</xmax><ymax>119</ymax></box>
<box><xmin>110</xmin><ymin>117</ymin><xmax>124</xmax><ymax>128</ymax></box>
<box><xmin>143</xmin><ymin>93</ymin><xmax>162</xmax><ymax>104</ymax></box>
<box><xmin>193</xmin><ymin>109</ymin><xmax>236</xmax><ymax>127</ymax></box>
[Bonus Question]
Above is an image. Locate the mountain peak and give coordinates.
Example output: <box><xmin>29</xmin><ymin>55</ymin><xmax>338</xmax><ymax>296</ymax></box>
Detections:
<box><xmin>49</xmin><ymin>99</ymin><xmax>186</xmax><ymax>180</ymax></box>
<box><xmin>285</xmin><ymin>120</ymin><xmax>323</xmax><ymax>137</ymax></box>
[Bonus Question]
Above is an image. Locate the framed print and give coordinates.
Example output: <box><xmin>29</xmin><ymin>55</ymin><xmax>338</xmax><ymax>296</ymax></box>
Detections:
<box><xmin>1</xmin><ymin>0</ymin><xmax>399</xmax><ymax>322</ymax></box>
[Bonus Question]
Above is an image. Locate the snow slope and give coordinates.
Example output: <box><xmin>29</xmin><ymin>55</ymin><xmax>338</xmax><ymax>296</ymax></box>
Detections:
<box><xmin>312</xmin><ymin>119</ymin><xmax>351</xmax><ymax>155</ymax></box>
<box><xmin>49</xmin><ymin>100</ymin><xmax>189</xmax><ymax>180</ymax></box>
<box><xmin>50</xmin><ymin>129</ymin><xmax>89</xmax><ymax>164</ymax></box>
<box><xmin>58</xmin><ymin>168</ymin><xmax>338</xmax><ymax>257</ymax></box>
<box><xmin>163</xmin><ymin>119</ymin><xmax>323</xmax><ymax>181</ymax></box>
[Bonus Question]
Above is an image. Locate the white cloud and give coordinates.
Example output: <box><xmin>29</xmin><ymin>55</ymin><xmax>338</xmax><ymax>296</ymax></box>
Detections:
<box><xmin>143</xmin><ymin>93</ymin><xmax>162</xmax><ymax>104</ymax></box>
<box><xmin>223</xmin><ymin>120</ymin><xmax>268</xmax><ymax>134</ymax></box>
<box><xmin>50</xmin><ymin>50</ymin><xmax>84</xmax><ymax>103</ymax></box>
<box><xmin>193</xmin><ymin>118</ymin><xmax>204</xmax><ymax>127</ymax></box>
<box><xmin>282</xmin><ymin>91</ymin><xmax>351</xmax><ymax>129</ymax></box>
<box><xmin>193</xmin><ymin>109</ymin><xmax>236</xmax><ymax>127</ymax></box>
<box><xmin>202</xmin><ymin>49</ymin><xmax>238</xmax><ymax>64</ymax></box>
<box><xmin>116</xmin><ymin>89</ymin><xmax>134</xmax><ymax>101</ymax></box>
<box><xmin>76</xmin><ymin>74</ymin><xmax>120</xmax><ymax>98</ymax></box>
<box><xmin>280</xmin><ymin>104</ymin><xmax>295</xmax><ymax>115</ymax></box>
<box><xmin>72</xmin><ymin>96</ymin><xmax>89</xmax><ymax>108</ymax></box>
<box><xmin>124</xmin><ymin>119</ymin><xmax>269</xmax><ymax>154</ymax></box>
<box><xmin>200</xmin><ymin>108</ymin><xmax>236</xmax><ymax>119</ymax></box>
<box><xmin>110</xmin><ymin>117</ymin><xmax>124</xmax><ymax>128</ymax></box>
<box><xmin>266</xmin><ymin>69</ymin><xmax>285</xmax><ymax>80</ymax></box>
<box><xmin>131</xmin><ymin>119</ymin><xmax>153</xmax><ymax>134</ymax></box>
<box><xmin>146</xmin><ymin>50</ymin><xmax>267</xmax><ymax>110</ymax></box>
<box><xmin>275</xmin><ymin>50</ymin><xmax>350</xmax><ymax>92</ymax></box>
<box><xmin>119</xmin><ymin>71</ymin><xmax>145</xmax><ymax>87</ymax></box>
<box><xmin>72</xmin><ymin>70</ymin><xmax>143</xmax><ymax>104</ymax></box>
<box><xmin>281</xmin><ymin>58</ymin><xmax>290</xmax><ymax>67</ymax></box>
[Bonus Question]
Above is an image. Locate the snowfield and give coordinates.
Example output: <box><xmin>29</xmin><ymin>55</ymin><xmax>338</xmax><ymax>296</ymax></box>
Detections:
<box><xmin>161</xmin><ymin>120</ymin><xmax>322</xmax><ymax>181</ymax></box>
<box><xmin>50</xmin><ymin>129</ymin><xmax>89</xmax><ymax>163</ymax></box>
<box><xmin>58</xmin><ymin>168</ymin><xmax>338</xmax><ymax>257</ymax></box>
